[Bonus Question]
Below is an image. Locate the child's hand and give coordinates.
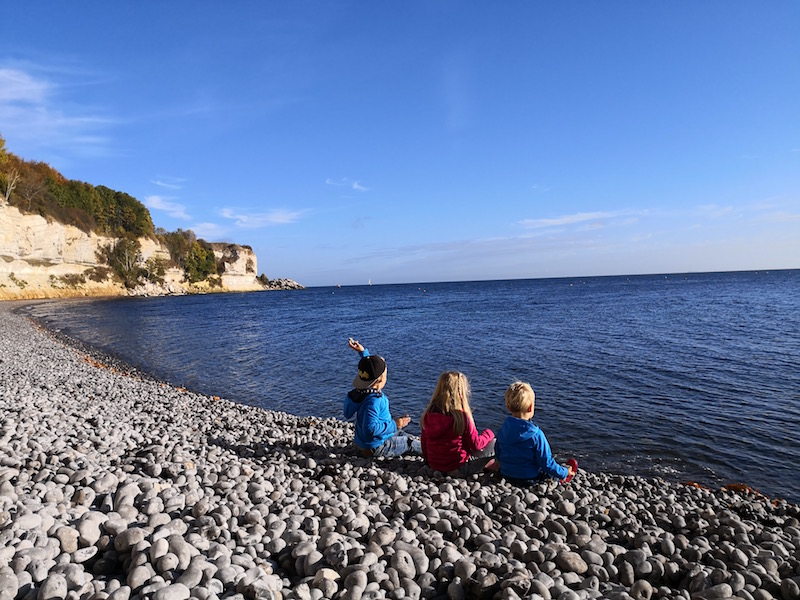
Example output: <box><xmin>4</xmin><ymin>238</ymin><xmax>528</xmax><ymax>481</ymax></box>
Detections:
<box><xmin>567</xmin><ymin>464</ymin><xmax>576</xmax><ymax>477</ymax></box>
<box><xmin>348</xmin><ymin>338</ymin><xmax>364</xmax><ymax>352</ymax></box>
<box><xmin>394</xmin><ymin>415</ymin><xmax>411</xmax><ymax>429</ymax></box>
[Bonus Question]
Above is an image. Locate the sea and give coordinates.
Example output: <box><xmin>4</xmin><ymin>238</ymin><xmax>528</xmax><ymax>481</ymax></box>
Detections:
<box><xmin>20</xmin><ymin>270</ymin><xmax>800</xmax><ymax>504</ymax></box>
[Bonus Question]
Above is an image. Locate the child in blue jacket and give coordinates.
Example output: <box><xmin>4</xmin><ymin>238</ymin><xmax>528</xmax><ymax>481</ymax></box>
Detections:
<box><xmin>496</xmin><ymin>381</ymin><xmax>575</xmax><ymax>485</ymax></box>
<box><xmin>344</xmin><ymin>338</ymin><xmax>421</xmax><ymax>458</ymax></box>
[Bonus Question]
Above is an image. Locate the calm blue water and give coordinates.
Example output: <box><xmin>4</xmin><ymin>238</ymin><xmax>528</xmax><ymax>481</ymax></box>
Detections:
<box><xmin>22</xmin><ymin>271</ymin><xmax>800</xmax><ymax>503</ymax></box>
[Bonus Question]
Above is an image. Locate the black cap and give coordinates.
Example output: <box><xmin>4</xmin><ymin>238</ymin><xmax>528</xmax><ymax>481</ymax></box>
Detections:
<box><xmin>353</xmin><ymin>355</ymin><xmax>387</xmax><ymax>389</ymax></box>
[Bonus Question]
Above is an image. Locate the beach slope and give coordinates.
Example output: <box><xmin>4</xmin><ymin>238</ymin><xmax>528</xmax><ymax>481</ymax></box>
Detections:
<box><xmin>1</xmin><ymin>303</ymin><xmax>798</xmax><ymax>600</ymax></box>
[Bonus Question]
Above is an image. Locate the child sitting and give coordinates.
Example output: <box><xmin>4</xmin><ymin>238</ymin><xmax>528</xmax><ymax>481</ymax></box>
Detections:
<box><xmin>344</xmin><ymin>338</ymin><xmax>421</xmax><ymax>458</ymax></box>
<box><xmin>495</xmin><ymin>381</ymin><xmax>576</xmax><ymax>485</ymax></box>
<box><xmin>421</xmin><ymin>371</ymin><xmax>496</xmax><ymax>475</ymax></box>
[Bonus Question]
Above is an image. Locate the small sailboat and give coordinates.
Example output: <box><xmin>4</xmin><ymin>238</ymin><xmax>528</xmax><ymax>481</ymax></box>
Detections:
<box><xmin>368</xmin><ymin>278</ymin><xmax>372</xmax><ymax>286</ymax></box>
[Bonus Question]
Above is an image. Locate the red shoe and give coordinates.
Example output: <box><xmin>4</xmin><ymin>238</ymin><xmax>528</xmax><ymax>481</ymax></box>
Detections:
<box><xmin>563</xmin><ymin>458</ymin><xmax>578</xmax><ymax>483</ymax></box>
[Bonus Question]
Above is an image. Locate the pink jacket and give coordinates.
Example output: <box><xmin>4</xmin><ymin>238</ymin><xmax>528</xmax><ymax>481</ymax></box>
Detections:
<box><xmin>421</xmin><ymin>410</ymin><xmax>494</xmax><ymax>472</ymax></box>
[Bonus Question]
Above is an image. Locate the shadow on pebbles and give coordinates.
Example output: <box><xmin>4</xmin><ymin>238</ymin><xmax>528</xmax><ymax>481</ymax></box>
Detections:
<box><xmin>1</xmin><ymin>305</ymin><xmax>799</xmax><ymax>600</ymax></box>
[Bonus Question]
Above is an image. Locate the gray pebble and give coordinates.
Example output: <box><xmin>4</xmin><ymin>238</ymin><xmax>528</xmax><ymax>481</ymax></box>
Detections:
<box><xmin>152</xmin><ymin>583</ymin><xmax>190</xmax><ymax>600</ymax></box>
<box><xmin>37</xmin><ymin>573</ymin><xmax>67</xmax><ymax>600</ymax></box>
<box><xmin>556</xmin><ymin>552</ymin><xmax>589</xmax><ymax>575</ymax></box>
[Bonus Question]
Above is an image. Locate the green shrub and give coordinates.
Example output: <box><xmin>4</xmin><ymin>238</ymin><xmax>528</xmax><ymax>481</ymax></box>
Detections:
<box><xmin>9</xmin><ymin>272</ymin><xmax>27</xmax><ymax>289</ymax></box>
<box><xmin>59</xmin><ymin>273</ymin><xmax>86</xmax><ymax>288</ymax></box>
<box><xmin>85</xmin><ymin>266</ymin><xmax>111</xmax><ymax>283</ymax></box>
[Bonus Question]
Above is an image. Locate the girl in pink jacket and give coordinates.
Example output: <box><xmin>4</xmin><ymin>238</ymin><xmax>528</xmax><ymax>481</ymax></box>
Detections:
<box><xmin>421</xmin><ymin>371</ymin><xmax>496</xmax><ymax>475</ymax></box>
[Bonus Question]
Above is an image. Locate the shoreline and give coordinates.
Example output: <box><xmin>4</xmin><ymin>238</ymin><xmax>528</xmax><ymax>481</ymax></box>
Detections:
<box><xmin>1</xmin><ymin>303</ymin><xmax>799</xmax><ymax>600</ymax></box>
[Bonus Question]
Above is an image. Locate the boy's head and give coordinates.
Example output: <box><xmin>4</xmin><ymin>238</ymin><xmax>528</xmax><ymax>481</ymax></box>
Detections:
<box><xmin>353</xmin><ymin>355</ymin><xmax>387</xmax><ymax>390</ymax></box>
<box><xmin>505</xmin><ymin>381</ymin><xmax>535</xmax><ymax>417</ymax></box>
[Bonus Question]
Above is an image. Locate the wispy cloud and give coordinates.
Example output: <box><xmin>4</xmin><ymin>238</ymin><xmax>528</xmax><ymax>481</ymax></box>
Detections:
<box><xmin>144</xmin><ymin>195</ymin><xmax>191</xmax><ymax>220</ymax></box>
<box><xmin>519</xmin><ymin>211</ymin><xmax>619</xmax><ymax>229</ymax></box>
<box><xmin>220</xmin><ymin>207</ymin><xmax>306</xmax><ymax>228</ymax></box>
<box><xmin>151</xmin><ymin>177</ymin><xmax>186</xmax><ymax>190</ymax></box>
<box><xmin>695</xmin><ymin>204</ymin><xmax>734</xmax><ymax>218</ymax></box>
<box><xmin>190</xmin><ymin>222</ymin><xmax>229</xmax><ymax>240</ymax></box>
<box><xmin>0</xmin><ymin>64</ymin><xmax>117</xmax><ymax>157</ymax></box>
<box><xmin>0</xmin><ymin>68</ymin><xmax>50</xmax><ymax>103</ymax></box>
<box><xmin>761</xmin><ymin>211</ymin><xmax>800</xmax><ymax>223</ymax></box>
<box><xmin>326</xmin><ymin>177</ymin><xmax>370</xmax><ymax>192</ymax></box>
<box><xmin>531</xmin><ymin>184</ymin><xmax>552</xmax><ymax>193</ymax></box>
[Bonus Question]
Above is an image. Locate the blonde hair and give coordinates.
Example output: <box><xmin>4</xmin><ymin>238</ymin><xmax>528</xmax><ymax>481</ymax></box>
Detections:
<box><xmin>421</xmin><ymin>371</ymin><xmax>473</xmax><ymax>436</ymax></box>
<box><xmin>505</xmin><ymin>381</ymin><xmax>535</xmax><ymax>414</ymax></box>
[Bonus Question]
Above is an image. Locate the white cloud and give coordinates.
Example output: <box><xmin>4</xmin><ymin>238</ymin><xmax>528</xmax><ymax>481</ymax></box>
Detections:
<box><xmin>326</xmin><ymin>177</ymin><xmax>370</xmax><ymax>192</ymax></box>
<box><xmin>519</xmin><ymin>211</ymin><xmax>617</xmax><ymax>229</ymax></box>
<box><xmin>152</xmin><ymin>177</ymin><xmax>185</xmax><ymax>190</ymax></box>
<box><xmin>0</xmin><ymin>68</ymin><xmax>50</xmax><ymax>103</ymax></box>
<box><xmin>145</xmin><ymin>195</ymin><xmax>190</xmax><ymax>220</ymax></box>
<box><xmin>0</xmin><ymin>64</ymin><xmax>115</xmax><ymax>157</ymax></box>
<box><xmin>190</xmin><ymin>222</ymin><xmax>229</xmax><ymax>240</ymax></box>
<box><xmin>220</xmin><ymin>207</ymin><xmax>305</xmax><ymax>228</ymax></box>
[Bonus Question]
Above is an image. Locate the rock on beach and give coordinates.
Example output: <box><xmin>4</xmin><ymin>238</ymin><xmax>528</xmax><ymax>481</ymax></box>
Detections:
<box><xmin>1</xmin><ymin>301</ymin><xmax>799</xmax><ymax>600</ymax></box>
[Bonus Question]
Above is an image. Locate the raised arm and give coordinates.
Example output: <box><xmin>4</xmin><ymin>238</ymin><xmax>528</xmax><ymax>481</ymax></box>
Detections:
<box><xmin>348</xmin><ymin>338</ymin><xmax>366</xmax><ymax>354</ymax></box>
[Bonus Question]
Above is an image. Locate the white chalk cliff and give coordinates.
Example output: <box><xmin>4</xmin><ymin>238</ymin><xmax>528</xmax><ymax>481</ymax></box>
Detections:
<box><xmin>0</xmin><ymin>203</ymin><xmax>268</xmax><ymax>299</ymax></box>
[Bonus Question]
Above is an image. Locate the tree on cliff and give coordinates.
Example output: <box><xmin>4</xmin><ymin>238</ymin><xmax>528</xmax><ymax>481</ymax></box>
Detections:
<box><xmin>100</xmin><ymin>236</ymin><xmax>144</xmax><ymax>288</ymax></box>
<box><xmin>0</xmin><ymin>133</ymin><xmax>154</xmax><ymax>237</ymax></box>
<box><xmin>0</xmin><ymin>134</ymin><xmax>19</xmax><ymax>205</ymax></box>
<box><xmin>0</xmin><ymin>168</ymin><xmax>20</xmax><ymax>206</ymax></box>
<box><xmin>1</xmin><ymin>134</ymin><xmax>256</xmax><ymax>291</ymax></box>
<box><xmin>184</xmin><ymin>240</ymin><xmax>218</xmax><ymax>283</ymax></box>
<box><xmin>156</xmin><ymin>228</ymin><xmax>196</xmax><ymax>268</ymax></box>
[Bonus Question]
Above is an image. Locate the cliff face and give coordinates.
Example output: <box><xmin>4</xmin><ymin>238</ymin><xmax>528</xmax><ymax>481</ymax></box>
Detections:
<box><xmin>210</xmin><ymin>243</ymin><xmax>259</xmax><ymax>291</ymax></box>
<box><xmin>0</xmin><ymin>204</ymin><xmax>265</xmax><ymax>300</ymax></box>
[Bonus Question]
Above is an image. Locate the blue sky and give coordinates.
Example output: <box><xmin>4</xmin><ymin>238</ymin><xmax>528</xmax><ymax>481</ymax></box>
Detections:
<box><xmin>2</xmin><ymin>2</ymin><xmax>798</xmax><ymax>286</ymax></box>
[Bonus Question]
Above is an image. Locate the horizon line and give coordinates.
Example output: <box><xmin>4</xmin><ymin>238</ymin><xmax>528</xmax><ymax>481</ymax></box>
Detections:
<box><xmin>308</xmin><ymin>267</ymin><xmax>798</xmax><ymax>289</ymax></box>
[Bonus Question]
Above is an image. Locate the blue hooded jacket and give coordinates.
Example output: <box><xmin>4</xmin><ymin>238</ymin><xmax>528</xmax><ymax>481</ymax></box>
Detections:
<box><xmin>343</xmin><ymin>348</ymin><xmax>397</xmax><ymax>449</ymax></box>
<box><xmin>495</xmin><ymin>416</ymin><xmax>568</xmax><ymax>480</ymax></box>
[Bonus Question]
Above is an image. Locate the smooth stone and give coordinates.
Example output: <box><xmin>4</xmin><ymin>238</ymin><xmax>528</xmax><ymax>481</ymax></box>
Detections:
<box><xmin>54</xmin><ymin>528</ymin><xmax>79</xmax><ymax>554</ymax></box>
<box><xmin>37</xmin><ymin>573</ymin><xmax>67</xmax><ymax>600</ymax></box>
<box><xmin>781</xmin><ymin>578</ymin><xmax>800</xmax><ymax>600</ymax></box>
<box><xmin>14</xmin><ymin>513</ymin><xmax>43</xmax><ymax>531</ymax></box>
<box><xmin>556</xmin><ymin>552</ymin><xmax>588</xmax><ymax>575</ymax></box>
<box><xmin>529</xmin><ymin>579</ymin><xmax>552</xmax><ymax>600</ymax></box>
<box><xmin>114</xmin><ymin>528</ymin><xmax>147</xmax><ymax>552</ymax></box>
<box><xmin>391</xmin><ymin>551</ymin><xmax>416</xmax><ymax>580</ymax></box>
<box><xmin>71</xmin><ymin>547</ymin><xmax>98</xmax><ymax>564</ymax></box>
<box><xmin>692</xmin><ymin>583</ymin><xmax>733</xmax><ymax>599</ymax></box>
<box><xmin>152</xmin><ymin>583</ymin><xmax>190</xmax><ymax>600</ymax></box>
<box><xmin>0</xmin><ymin>570</ymin><xmax>19</xmax><ymax>594</ymax></box>
<box><xmin>176</xmin><ymin>566</ymin><xmax>203</xmax><ymax>588</ymax></box>
<box><xmin>630</xmin><ymin>579</ymin><xmax>653</xmax><ymax>600</ymax></box>
<box><xmin>127</xmin><ymin>565</ymin><xmax>154</xmax><ymax>591</ymax></box>
<box><xmin>108</xmin><ymin>587</ymin><xmax>131</xmax><ymax>600</ymax></box>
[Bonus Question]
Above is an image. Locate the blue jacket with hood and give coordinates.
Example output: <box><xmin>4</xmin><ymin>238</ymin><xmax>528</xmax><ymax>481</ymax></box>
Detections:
<box><xmin>344</xmin><ymin>348</ymin><xmax>397</xmax><ymax>449</ymax></box>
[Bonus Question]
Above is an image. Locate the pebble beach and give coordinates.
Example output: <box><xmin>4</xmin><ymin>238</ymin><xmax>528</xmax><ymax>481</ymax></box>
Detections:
<box><xmin>1</xmin><ymin>303</ymin><xmax>799</xmax><ymax>600</ymax></box>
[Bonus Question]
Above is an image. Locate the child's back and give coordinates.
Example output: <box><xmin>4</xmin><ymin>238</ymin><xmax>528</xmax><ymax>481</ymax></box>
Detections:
<box><xmin>421</xmin><ymin>371</ymin><xmax>495</xmax><ymax>474</ymax></box>
<box><xmin>344</xmin><ymin>338</ymin><xmax>421</xmax><ymax>458</ymax></box>
<box><xmin>495</xmin><ymin>381</ymin><xmax>573</xmax><ymax>483</ymax></box>
<box><xmin>496</xmin><ymin>416</ymin><xmax>565</xmax><ymax>480</ymax></box>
